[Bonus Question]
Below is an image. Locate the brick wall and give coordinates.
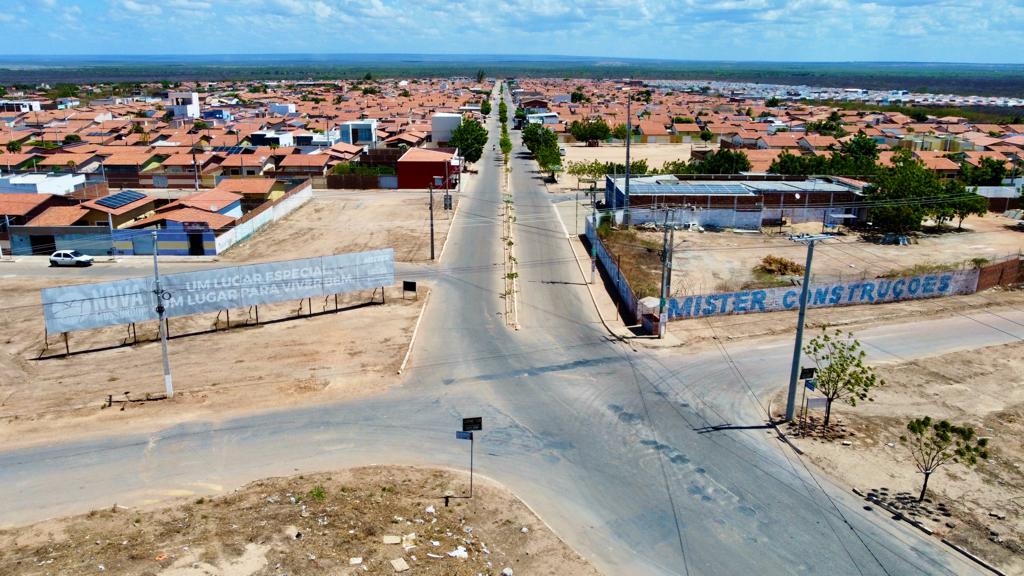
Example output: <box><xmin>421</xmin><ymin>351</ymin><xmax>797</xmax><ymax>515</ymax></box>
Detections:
<box><xmin>976</xmin><ymin>256</ymin><xmax>1023</xmax><ymax>290</ymax></box>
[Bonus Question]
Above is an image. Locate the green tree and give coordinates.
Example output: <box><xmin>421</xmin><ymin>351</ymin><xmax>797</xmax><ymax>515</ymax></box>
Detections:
<box><xmin>901</xmin><ymin>417</ymin><xmax>989</xmax><ymax>502</ymax></box>
<box><xmin>476</xmin><ymin>69</ymin><xmax>486</xmax><ymax>83</ymax></box>
<box><xmin>612</xmin><ymin>123</ymin><xmax>630</xmax><ymax>140</ymax></box>
<box><xmin>448</xmin><ymin>118</ymin><xmax>489</xmax><ymax>164</ymax></box>
<box><xmin>522</xmin><ymin>123</ymin><xmax>556</xmax><ymax>155</ymax></box>
<box><xmin>6</xmin><ymin>141</ymin><xmax>22</xmax><ymax>153</ymax></box>
<box><xmin>62</xmin><ymin>134</ymin><xmax>81</xmax><ymax>144</ymax></box>
<box><xmin>570</xmin><ymin>90</ymin><xmax>588</xmax><ymax>103</ymax></box>
<box><xmin>699</xmin><ymin>129</ymin><xmax>713</xmax><ymax>144</ymax></box>
<box><xmin>363</xmin><ymin>72</ymin><xmax>373</xmax><ymax>81</ymax></box>
<box><xmin>692</xmin><ymin>149</ymin><xmax>751</xmax><ymax>174</ymax></box>
<box><xmin>193</xmin><ymin>120</ymin><xmax>210</xmax><ymax>132</ymax></box>
<box><xmin>672</xmin><ymin>116</ymin><xmax>694</xmax><ymax>124</ymax></box>
<box><xmin>398</xmin><ymin>89</ymin><xmax>410</xmax><ymax>98</ymax></box>
<box><xmin>498</xmin><ymin>100</ymin><xmax>508</xmax><ymax>125</ymax></box>
<box><xmin>499</xmin><ymin>133</ymin><xmax>512</xmax><ymax>164</ymax></box>
<box><xmin>480</xmin><ymin>99</ymin><xmax>492</xmax><ymax>116</ymax></box>
<box><xmin>514</xmin><ymin>107</ymin><xmax>526</xmax><ymax>122</ymax></box>
<box><xmin>569</xmin><ymin>119</ymin><xmax>611</xmax><ymax>144</ymax></box>
<box><xmin>946</xmin><ymin>182</ymin><xmax>989</xmax><ymax>230</ymax></box>
<box><xmin>961</xmin><ymin>157</ymin><xmax>1008</xmax><ymax>186</ymax></box>
<box><xmin>803</xmin><ymin>329</ymin><xmax>883</xmax><ymax>431</ymax></box>
<box><xmin>766</xmin><ymin>96</ymin><xmax>781</xmax><ymax>107</ymax></box>
<box><xmin>867</xmin><ymin>150</ymin><xmax>942</xmax><ymax>235</ymax></box>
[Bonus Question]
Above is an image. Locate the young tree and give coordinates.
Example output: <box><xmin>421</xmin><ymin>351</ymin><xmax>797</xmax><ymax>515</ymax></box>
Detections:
<box><xmin>699</xmin><ymin>128</ymin><xmax>713</xmax><ymax>144</ymax></box>
<box><xmin>448</xmin><ymin>118</ymin><xmax>489</xmax><ymax>164</ymax></box>
<box><xmin>901</xmin><ymin>417</ymin><xmax>989</xmax><ymax>502</ymax></box>
<box><xmin>192</xmin><ymin>120</ymin><xmax>210</xmax><ymax>132</ymax></box>
<box><xmin>691</xmin><ymin>149</ymin><xmax>751</xmax><ymax>174</ymax></box>
<box><xmin>611</xmin><ymin>123</ymin><xmax>630</xmax><ymax>140</ymax></box>
<box><xmin>803</xmin><ymin>329</ymin><xmax>883</xmax><ymax>431</ymax></box>
<box><xmin>6</xmin><ymin>141</ymin><xmax>22</xmax><ymax>153</ymax></box>
<box><xmin>766</xmin><ymin>96</ymin><xmax>781</xmax><ymax>108</ymax></box>
<box><xmin>480</xmin><ymin>99</ymin><xmax>492</xmax><ymax>116</ymax></box>
<box><xmin>476</xmin><ymin>69</ymin><xmax>486</xmax><ymax>83</ymax></box>
<box><xmin>498</xmin><ymin>100</ymin><xmax>508</xmax><ymax>125</ymax></box>
<box><xmin>62</xmin><ymin>134</ymin><xmax>81</xmax><ymax>144</ymax></box>
<box><xmin>499</xmin><ymin>133</ymin><xmax>512</xmax><ymax>164</ymax></box>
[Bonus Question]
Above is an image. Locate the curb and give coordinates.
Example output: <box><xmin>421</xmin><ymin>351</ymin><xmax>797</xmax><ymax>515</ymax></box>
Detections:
<box><xmin>437</xmin><ymin>194</ymin><xmax>462</xmax><ymax>263</ymax></box>
<box><xmin>397</xmin><ymin>289</ymin><xmax>431</xmax><ymax>375</ymax></box>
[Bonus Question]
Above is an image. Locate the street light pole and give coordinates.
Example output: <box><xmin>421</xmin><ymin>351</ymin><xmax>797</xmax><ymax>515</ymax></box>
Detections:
<box><xmin>151</xmin><ymin>231</ymin><xmax>174</xmax><ymax>398</ymax></box>
<box><xmin>624</xmin><ymin>87</ymin><xmax>631</xmax><ymax>227</ymax></box>
<box><xmin>784</xmin><ymin>234</ymin><xmax>829</xmax><ymax>420</ymax></box>
<box><xmin>429</xmin><ymin>182</ymin><xmax>435</xmax><ymax>261</ymax></box>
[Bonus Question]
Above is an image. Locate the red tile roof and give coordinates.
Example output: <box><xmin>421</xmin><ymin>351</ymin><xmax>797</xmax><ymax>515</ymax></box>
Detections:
<box><xmin>27</xmin><ymin>205</ymin><xmax>89</xmax><ymax>226</ymax></box>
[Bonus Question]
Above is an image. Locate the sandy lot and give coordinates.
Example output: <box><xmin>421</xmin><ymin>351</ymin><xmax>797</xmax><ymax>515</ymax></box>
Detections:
<box><xmin>770</xmin><ymin>343</ymin><xmax>1024</xmax><ymax>575</ymax></box>
<box><xmin>0</xmin><ymin>466</ymin><xmax>599</xmax><ymax>576</ymax></box>
<box><xmin>552</xmin><ymin>143</ymin><xmax>707</xmax><ymax>193</ymax></box>
<box><xmin>662</xmin><ymin>214</ymin><xmax>1024</xmax><ymax>295</ymax></box>
<box><xmin>0</xmin><ymin>277</ymin><xmax>424</xmax><ymax>449</ymax></box>
<box><xmin>220</xmin><ymin>190</ymin><xmax>458</xmax><ymax>264</ymax></box>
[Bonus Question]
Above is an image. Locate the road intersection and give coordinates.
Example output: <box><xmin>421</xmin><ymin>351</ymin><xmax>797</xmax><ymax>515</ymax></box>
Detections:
<box><xmin>2</xmin><ymin>86</ymin><xmax>1021</xmax><ymax>575</ymax></box>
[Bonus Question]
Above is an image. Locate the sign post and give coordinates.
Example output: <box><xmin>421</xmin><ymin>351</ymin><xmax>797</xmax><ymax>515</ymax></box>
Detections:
<box><xmin>460</xmin><ymin>417</ymin><xmax>482</xmax><ymax>498</ymax></box>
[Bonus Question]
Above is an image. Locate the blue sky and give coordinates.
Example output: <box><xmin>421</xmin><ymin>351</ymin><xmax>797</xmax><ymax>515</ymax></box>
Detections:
<box><xmin>1</xmin><ymin>0</ymin><xmax>1022</xmax><ymax>63</ymax></box>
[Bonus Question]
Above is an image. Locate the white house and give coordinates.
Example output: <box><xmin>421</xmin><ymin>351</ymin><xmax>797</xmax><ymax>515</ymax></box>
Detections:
<box><xmin>168</xmin><ymin>92</ymin><xmax>201</xmax><ymax>119</ymax></box>
<box><xmin>0</xmin><ymin>172</ymin><xmax>87</xmax><ymax>196</ymax></box>
<box><xmin>431</xmin><ymin>113</ymin><xmax>462</xmax><ymax>145</ymax></box>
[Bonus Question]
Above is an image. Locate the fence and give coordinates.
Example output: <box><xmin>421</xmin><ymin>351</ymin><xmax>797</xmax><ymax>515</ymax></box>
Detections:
<box><xmin>214</xmin><ymin>179</ymin><xmax>313</xmax><ymax>253</ymax></box>
<box><xmin>976</xmin><ymin>253</ymin><xmax>1024</xmax><ymax>290</ymax></box>
<box><xmin>586</xmin><ymin>214</ymin><xmax>639</xmax><ymax>323</ymax></box>
<box><xmin>324</xmin><ymin>174</ymin><xmax>399</xmax><ymax>189</ymax></box>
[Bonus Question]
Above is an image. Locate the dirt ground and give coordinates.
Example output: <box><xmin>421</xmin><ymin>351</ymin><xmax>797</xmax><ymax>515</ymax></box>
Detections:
<box><xmin>0</xmin><ymin>466</ymin><xmax>599</xmax><ymax>576</ymax></box>
<box><xmin>220</xmin><ymin>190</ymin><xmax>458</xmax><ymax>264</ymax></box>
<box><xmin>551</xmin><ymin>143</ymin><xmax>704</xmax><ymax>193</ymax></box>
<box><xmin>768</xmin><ymin>342</ymin><xmax>1024</xmax><ymax>575</ymax></box>
<box><xmin>663</xmin><ymin>214</ymin><xmax>1024</xmax><ymax>295</ymax></box>
<box><xmin>0</xmin><ymin>277</ymin><xmax>425</xmax><ymax>450</ymax></box>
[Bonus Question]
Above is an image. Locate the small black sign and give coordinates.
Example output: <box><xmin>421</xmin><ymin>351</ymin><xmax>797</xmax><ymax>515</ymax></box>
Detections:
<box><xmin>443</xmin><ymin>194</ymin><xmax>453</xmax><ymax>210</ymax></box>
<box><xmin>403</xmin><ymin>280</ymin><xmax>417</xmax><ymax>293</ymax></box>
<box><xmin>462</xmin><ymin>417</ymin><xmax>482</xmax><ymax>432</ymax></box>
<box><xmin>799</xmin><ymin>367</ymin><xmax>816</xmax><ymax>380</ymax></box>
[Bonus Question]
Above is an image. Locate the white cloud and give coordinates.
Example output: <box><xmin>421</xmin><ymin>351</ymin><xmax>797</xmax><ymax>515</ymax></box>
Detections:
<box><xmin>118</xmin><ymin>0</ymin><xmax>162</xmax><ymax>16</ymax></box>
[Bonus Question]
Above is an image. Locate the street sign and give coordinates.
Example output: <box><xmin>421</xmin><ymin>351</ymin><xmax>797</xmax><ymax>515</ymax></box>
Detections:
<box><xmin>443</xmin><ymin>194</ymin><xmax>453</xmax><ymax>210</ymax></box>
<box><xmin>456</xmin><ymin>431</ymin><xmax>473</xmax><ymax>440</ymax></box>
<box><xmin>403</xmin><ymin>280</ymin><xmax>417</xmax><ymax>293</ymax></box>
<box><xmin>462</xmin><ymin>417</ymin><xmax>482</xmax><ymax>432</ymax></box>
<box><xmin>807</xmin><ymin>397</ymin><xmax>828</xmax><ymax>410</ymax></box>
<box><xmin>799</xmin><ymin>367</ymin><xmax>816</xmax><ymax>380</ymax></box>
<box><xmin>805</xmin><ymin>378</ymin><xmax>817</xmax><ymax>391</ymax></box>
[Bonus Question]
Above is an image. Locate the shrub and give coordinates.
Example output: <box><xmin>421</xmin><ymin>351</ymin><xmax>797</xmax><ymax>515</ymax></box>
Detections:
<box><xmin>754</xmin><ymin>255</ymin><xmax>805</xmax><ymax>276</ymax></box>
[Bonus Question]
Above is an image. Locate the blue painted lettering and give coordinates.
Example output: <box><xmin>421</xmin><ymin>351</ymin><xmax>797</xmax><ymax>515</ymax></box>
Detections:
<box><xmin>829</xmin><ymin>285</ymin><xmax>843</xmax><ymax>304</ymax></box>
<box><xmin>937</xmin><ymin>275</ymin><xmax>951</xmax><ymax>293</ymax></box>
<box><xmin>892</xmin><ymin>279</ymin><xmax>905</xmax><ymax>298</ymax></box>
<box><xmin>876</xmin><ymin>280</ymin><xmax>892</xmax><ymax>299</ymax></box>
<box><xmin>907</xmin><ymin>277</ymin><xmax>921</xmax><ymax>295</ymax></box>
<box><xmin>922</xmin><ymin>276</ymin><xmax>936</xmax><ymax>295</ymax></box>
<box><xmin>783</xmin><ymin>290</ymin><xmax>798</xmax><ymax>309</ymax></box>
<box><xmin>846</xmin><ymin>283</ymin><xmax>862</xmax><ymax>303</ymax></box>
<box><xmin>733</xmin><ymin>291</ymin><xmax>749</xmax><ymax>313</ymax></box>
<box><xmin>861</xmin><ymin>282</ymin><xmax>875</xmax><ymax>302</ymax></box>
<box><xmin>703</xmin><ymin>295</ymin><xmax>718</xmax><ymax>316</ymax></box>
<box><xmin>693</xmin><ymin>296</ymin><xmax>702</xmax><ymax>317</ymax></box>
<box><xmin>813</xmin><ymin>286</ymin><xmax>829</xmax><ymax>305</ymax></box>
<box><xmin>750</xmin><ymin>290</ymin><xmax>766</xmax><ymax>312</ymax></box>
<box><xmin>719</xmin><ymin>294</ymin><xmax>730</xmax><ymax>314</ymax></box>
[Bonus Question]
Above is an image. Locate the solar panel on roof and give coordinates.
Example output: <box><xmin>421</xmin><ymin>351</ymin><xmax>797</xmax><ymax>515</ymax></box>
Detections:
<box><xmin>96</xmin><ymin>190</ymin><xmax>145</xmax><ymax>209</ymax></box>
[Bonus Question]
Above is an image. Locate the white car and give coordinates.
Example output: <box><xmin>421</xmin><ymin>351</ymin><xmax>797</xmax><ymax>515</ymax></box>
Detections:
<box><xmin>49</xmin><ymin>250</ymin><xmax>94</xmax><ymax>267</ymax></box>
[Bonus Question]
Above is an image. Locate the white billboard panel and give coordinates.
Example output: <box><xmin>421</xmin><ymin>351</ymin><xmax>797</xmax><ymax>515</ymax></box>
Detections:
<box><xmin>42</xmin><ymin>249</ymin><xmax>395</xmax><ymax>333</ymax></box>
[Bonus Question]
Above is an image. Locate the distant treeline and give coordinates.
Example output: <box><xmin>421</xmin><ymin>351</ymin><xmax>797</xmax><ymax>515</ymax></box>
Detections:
<box><xmin>1</xmin><ymin>58</ymin><xmax>1023</xmax><ymax>98</ymax></box>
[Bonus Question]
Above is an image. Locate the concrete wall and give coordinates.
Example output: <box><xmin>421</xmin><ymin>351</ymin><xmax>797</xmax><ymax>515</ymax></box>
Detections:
<box><xmin>214</xmin><ymin>180</ymin><xmax>313</xmax><ymax>254</ymax></box>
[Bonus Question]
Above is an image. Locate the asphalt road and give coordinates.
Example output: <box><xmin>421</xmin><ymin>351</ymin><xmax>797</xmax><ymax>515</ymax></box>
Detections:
<box><xmin>2</xmin><ymin>85</ymin><xmax>1021</xmax><ymax>575</ymax></box>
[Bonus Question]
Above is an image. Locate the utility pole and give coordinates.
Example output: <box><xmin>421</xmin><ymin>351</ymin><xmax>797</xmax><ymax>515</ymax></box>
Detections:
<box><xmin>590</xmin><ymin>192</ymin><xmax>597</xmax><ymax>284</ymax></box>
<box><xmin>624</xmin><ymin>87</ymin><xmax>631</xmax><ymax>227</ymax></box>
<box><xmin>784</xmin><ymin>234</ymin><xmax>829</xmax><ymax>420</ymax></box>
<box><xmin>658</xmin><ymin>210</ymin><xmax>674</xmax><ymax>338</ymax></box>
<box><xmin>429</xmin><ymin>182</ymin><xmax>435</xmax><ymax>260</ymax></box>
<box><xmin>151</xmin><ymin>231</ymin><xmax>174</xmax><ymax>398</ymax></box>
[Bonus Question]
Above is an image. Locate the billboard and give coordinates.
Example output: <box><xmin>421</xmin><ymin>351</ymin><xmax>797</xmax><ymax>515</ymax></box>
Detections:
<box><xmin>41</xmin><ymin>249</ymin><xmax>395</xmax><ymax>333</ymax></box>
<box><xmin>666</xmin><ymin>269</ymin><xmax>979</xmax><ymax>320</ymax></box>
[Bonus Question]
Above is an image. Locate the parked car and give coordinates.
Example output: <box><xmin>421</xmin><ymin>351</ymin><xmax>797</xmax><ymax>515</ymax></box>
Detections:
<box><xmin>49</xmin><ymin>250</ymin><xmax>94</xmax><ymax>267</ymax></box>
